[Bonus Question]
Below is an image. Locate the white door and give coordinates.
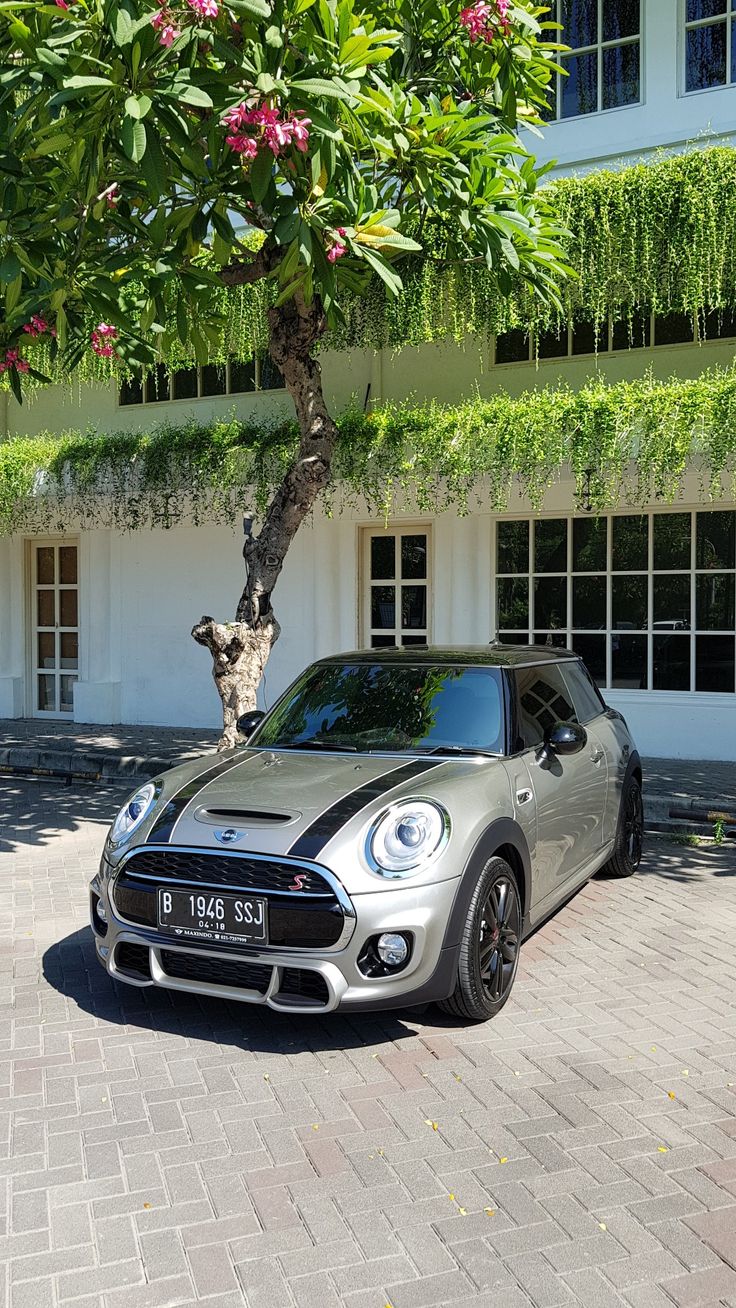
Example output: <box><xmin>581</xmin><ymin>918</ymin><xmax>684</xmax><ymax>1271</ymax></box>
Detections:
<box><xmin>30</xmin><ymin>540</ymin><xmax>79</xmax><ymax>717</ymax></box>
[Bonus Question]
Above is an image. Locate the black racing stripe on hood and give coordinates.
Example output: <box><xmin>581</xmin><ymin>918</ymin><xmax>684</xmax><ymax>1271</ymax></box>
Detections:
<box><xmin>146</xmin><ymin>753</ymin><xmax>253</xmax><ymax>844</ymax></box>
<box><xmin>287</xmin><ymin>758</ymin><xmax>444</xmax><ymax>861</ymax></box>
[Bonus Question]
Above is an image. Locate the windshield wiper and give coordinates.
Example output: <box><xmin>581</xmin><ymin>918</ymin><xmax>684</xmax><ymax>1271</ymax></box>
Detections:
<box><xmin>270</xmin><ymin>738</ymin><xmax>358</xmax><ymax>753</ymax></box>
<box><xmin>424</xmin><ymin>745</ymin><xmax>498</xmax><ymax>758</ymax></box>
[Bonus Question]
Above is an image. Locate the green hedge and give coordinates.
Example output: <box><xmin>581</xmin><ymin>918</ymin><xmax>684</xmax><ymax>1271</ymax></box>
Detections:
<box><xmin>9</xmin><ymin>145</ymin><xmax>736</xmax><ymax>385</ymax></box>
<box><xmin>3</xmin><ymin>366</ymin><xmax>736</xmax><ymax>535</ymax></box>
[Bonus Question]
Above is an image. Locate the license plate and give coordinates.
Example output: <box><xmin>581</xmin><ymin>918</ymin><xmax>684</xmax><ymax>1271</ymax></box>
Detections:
<box><xmin>157</xmin><ymin>888</ymin><xmax>268</xmax><ymax>946</ymax></box>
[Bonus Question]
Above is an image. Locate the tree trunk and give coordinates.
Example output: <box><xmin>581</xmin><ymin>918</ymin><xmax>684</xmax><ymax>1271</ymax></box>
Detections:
<box><xmin>192</xmin><ymin>292</ymin><xmax>338</xmax><ymax>749</ymax></box>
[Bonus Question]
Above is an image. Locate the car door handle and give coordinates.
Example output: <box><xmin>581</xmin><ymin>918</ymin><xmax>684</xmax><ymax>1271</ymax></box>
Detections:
<box><xmin>516</xmin><ymin>788</ymin><xmax>533</xmax><ymax>804</ymax></box>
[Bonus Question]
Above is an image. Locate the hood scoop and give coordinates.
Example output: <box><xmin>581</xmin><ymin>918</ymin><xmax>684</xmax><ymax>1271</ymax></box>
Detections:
<box><xmin>194</xmin><ymin>806</ymin><xmax>298</xmax><ymax>827</ymax></box>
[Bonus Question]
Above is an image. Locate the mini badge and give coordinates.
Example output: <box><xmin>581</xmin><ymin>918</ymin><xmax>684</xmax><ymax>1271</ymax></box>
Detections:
<box><xmin>214</xmin><ymin>828</ymin><xmax>245</xmax><ymax>845</ymax></box>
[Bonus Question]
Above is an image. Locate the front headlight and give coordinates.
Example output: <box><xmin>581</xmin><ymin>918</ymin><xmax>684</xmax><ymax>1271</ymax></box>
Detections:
<box><xmin>367</xmin><ymin>799</ymin><xmax>450</xmax><ymax>879</ymax></box>
<box><xmin>108</xmin><ymin>781</ymin><xmax>157</xmax><ymax>848</ymax></box>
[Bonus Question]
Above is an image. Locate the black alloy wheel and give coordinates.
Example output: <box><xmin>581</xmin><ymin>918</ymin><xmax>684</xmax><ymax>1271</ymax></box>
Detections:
<box><xmin>603</xmin><ymin>774</ymin><xmax>644</xmax><ymax>878</ymax></box>
<box><xmin>440</xmin><ymin>856</ymin><xmax>522</xmax><ymax>1022</ymax></box>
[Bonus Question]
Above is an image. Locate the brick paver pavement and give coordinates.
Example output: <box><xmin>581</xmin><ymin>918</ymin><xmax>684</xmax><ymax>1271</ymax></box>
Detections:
<box><xmin>1</xmin><ymin>774</ymin><xmax>736</xmax><ymax>1308</ymax></box>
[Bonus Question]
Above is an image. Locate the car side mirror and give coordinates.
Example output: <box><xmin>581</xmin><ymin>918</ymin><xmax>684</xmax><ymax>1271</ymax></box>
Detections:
<box><xmin>543</xmin><ymin>720</ymin><xmax>587</xmax><ymax>756</ymax></box>
<box><xmin>236</xmin><ymin>709</ymin><xmax>266</xmax><ymax>740</ymax></box>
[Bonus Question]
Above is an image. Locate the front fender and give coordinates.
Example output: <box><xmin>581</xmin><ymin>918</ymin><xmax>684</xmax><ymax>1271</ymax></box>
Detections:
<box><xmin>440</xmin><ymin>816</ymin><xmax>533</xmax><ymax>951</ymax></box>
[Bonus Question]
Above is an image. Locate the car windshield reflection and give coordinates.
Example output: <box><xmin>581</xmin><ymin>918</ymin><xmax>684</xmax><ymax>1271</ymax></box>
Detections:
<box><xmin>252</xmin><ymin>662</ymin><xmax>505</xmax><ymax>755</ymax></box>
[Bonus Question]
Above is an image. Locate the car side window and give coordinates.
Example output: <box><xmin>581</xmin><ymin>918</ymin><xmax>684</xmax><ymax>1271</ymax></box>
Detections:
<box><xmin>561</xmin><ymin>660</ymin><xmax>606</xmax><ymax>725</ymax></box>
<box><xmin>514</xmin><ymin>664</ymin><xmax>578</xmax><ymax>751</ymax></box>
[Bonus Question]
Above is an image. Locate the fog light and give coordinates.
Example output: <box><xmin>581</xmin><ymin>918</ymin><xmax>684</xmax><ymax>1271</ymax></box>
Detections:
<box><xmin>376</xmin><ymin>933</ymin><xmax>409</xmax><ymax>967</ymax></box>
<box><xmin>96</xmin><ymin>898</ymin><xmax>107</xmax><ymax>922</ymax></box>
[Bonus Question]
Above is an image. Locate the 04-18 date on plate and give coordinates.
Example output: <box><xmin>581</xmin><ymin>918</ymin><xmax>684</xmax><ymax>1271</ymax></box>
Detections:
<box><xmin>157</xmin><ymin>888</ymin><xmax>268</xmax><ymax>944</ymax></box>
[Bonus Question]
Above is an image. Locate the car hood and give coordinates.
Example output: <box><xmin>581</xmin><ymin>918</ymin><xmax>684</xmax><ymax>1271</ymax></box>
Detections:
<box><xmin>119</xmin><ymin>746</ymin><xmax>507</xmax><ymax>889</ymax></box>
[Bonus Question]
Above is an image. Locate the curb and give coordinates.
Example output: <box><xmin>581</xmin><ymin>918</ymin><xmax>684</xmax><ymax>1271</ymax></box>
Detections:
<box><xmin>0</xmin><ymin>746</ymin><xmax>214</xmax><ymax>783</ymax></box>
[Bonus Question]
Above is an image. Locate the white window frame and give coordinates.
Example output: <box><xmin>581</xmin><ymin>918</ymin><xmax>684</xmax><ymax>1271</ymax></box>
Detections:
<box><xmin>360</xmin><ymin>525</ymin><xmax>432</xmax><ymax>649</ymax></box>
<box><xmin>547</xmin><ymin>0</ymin><xmax>643</xmax><ymax>121</ymax></box>
<box><xmin>681</xmin><ymin>0</ymin><xmax>736</xmax><ymax>96</ymax></box>
<box><xmin>492</xmin><ymin>508</ymin><xmax>736</xmax><ymax>695</ymax></box>
<box><xmin>26</xmin><ymin>537</ymin><xmax>80</xmax><ymax>719</ymax></box>
<box><xmin>117</xmin><ymin>357</ymin><xmax>285</xmax><ymax>408</ymax></box>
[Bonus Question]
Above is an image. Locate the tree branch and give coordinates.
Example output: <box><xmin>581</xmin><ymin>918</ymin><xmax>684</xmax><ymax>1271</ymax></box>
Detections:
<box><xmin>221</xmin><ymin>243</ymin><xmax>282</xmax><ymax>287</ymax></box>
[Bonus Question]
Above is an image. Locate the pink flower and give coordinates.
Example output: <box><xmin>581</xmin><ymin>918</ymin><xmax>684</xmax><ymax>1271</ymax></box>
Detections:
<box><xmin>106</xmin><ymin>184</ymin><xmax>119</xmax><ymax>208</ymax></box>
<box><xmin>327</xmin><ymin>230</ymin><xmax>348</xmax><ymax>262</ymax></box>
<box><xmin>55</xmin><ymin>0</ymin><xmax>70</xmax><ymax>9</ymax></box>
<box><xmin>151</xmin><ymin>9</ymin><xmax>180</xmax><ymax>44</ymax></box>
<box><xmin>91</xmin><ymin>323</ymin><xmax>118</xmax><ymax>358</ymax></box>
<box><xmin>225</xmin><ymin>133</ymin><xmax>259</xmax><ymax>159</ymax></box>
<box><xmin>23</xmin><ymin>315</ymin><xmax>48</xmax><ymax>338</ymax></box>
<box><xmin>460</xmin><ymin>0</ymin><xmax>510</xmax><ymax>42</ymax></box>
<box><xmin>188</xmin><ymin>0</ymin><xmax>218</xmax><ymax>15</ymax></box>
<box><xmin>222</xmin><ymin>102</ymin><xmax>310</xmax><ymax>159</ymax></box>
<box><xmin>1</xmin><ymin>348</ymin><xmax>29</xmax><ymax>372</ymax></box>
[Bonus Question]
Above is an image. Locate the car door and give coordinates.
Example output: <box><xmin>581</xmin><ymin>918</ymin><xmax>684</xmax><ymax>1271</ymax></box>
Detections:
<box><xmin>510</xmin><ymin>661</ymin><xmax>609</xmax><ymax>912</ymax></box>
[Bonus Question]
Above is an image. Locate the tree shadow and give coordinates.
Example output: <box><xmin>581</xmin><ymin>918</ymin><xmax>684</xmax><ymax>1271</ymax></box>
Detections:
<box><xmin>0</xmin><ymin>775</ymin><xmax>129</xmax><ymax>854</ymax></box>
<box><xmin>596</xmin><ymin>838</ymin><xmax>736</xmax><ymax>884</ymax></box>
<box><xmin>42</xmin><ymin>926</ymin><xmax>436</xmax><ymax>1054</ymax></box>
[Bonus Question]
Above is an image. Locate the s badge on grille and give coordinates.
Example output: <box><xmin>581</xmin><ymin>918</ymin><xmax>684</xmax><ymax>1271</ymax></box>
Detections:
<box><xmin>214</xmin><ymin>828</ymin><xmax>245</xmax><ymax>845</ymax></box>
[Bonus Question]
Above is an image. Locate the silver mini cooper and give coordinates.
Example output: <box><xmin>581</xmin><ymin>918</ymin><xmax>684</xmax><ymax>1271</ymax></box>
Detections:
<box><xmin>90</xmin><ymin>646</ymin><xmax>643</xmax><ymax>1022</ymax></box>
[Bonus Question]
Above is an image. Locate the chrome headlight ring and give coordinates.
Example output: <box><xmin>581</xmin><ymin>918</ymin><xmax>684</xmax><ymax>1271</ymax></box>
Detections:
<box><xmin>107</xmin><ymin>780</ymin><xmax>161</xmax><ymax>850</ymax></box>
<box><xmin>365</xmin><ymin>797</ymin><xmax>451</xmax><ymax>880</ymax></box>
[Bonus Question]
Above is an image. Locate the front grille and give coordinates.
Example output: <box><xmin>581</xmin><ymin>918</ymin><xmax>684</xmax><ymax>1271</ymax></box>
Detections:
<box><xmin>113</xmin><ymin>849</ymin><xmax>346</xmax><ymax>949</ymax></box>
<box><xmin>115</xmin><ymin>942</ymin><xmax>152</xmax><ymax>980</ymax></box>
<box><xmin>123</xmin><ymin>848</ymin><xmax>332</xmax><ymax>895</ymax></box>
<box><xmin>160</xmin><ymin>950</ymin><xmax>271</xmax><ymax>994</ymax></box>
<box><xmin>277</xmin><ymin>968</ymin><xmax>330</xmax><ymax>1006</ymax></box>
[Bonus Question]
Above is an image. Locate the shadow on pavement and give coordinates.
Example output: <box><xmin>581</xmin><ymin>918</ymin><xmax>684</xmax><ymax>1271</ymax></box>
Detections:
<box><xmin>0</xmin><ymin>774</ymin><xmax>127</xmax><ymax>854</ymax></box>
<box><xmin>42</xmin><ymin>925</ymin><xmax>436</xmax><ymax>1053</ymax></box>
<box><xmin>629</xmin><ymin>838</ymin><xmax>736</xmax><ymax>882</ymax></box>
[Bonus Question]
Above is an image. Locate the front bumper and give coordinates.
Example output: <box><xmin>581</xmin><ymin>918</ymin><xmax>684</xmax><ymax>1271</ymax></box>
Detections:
<box><xmin>90</xmin><ymin>859</ymin><xmax>460</xmax><ymax>1014</ymax></box>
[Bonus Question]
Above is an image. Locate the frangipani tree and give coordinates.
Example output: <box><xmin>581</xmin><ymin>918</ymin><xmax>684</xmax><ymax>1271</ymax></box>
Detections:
<box><xmin>0</xmin><ymin>0</ymin><xmax>568</xmax><ymax>745</ymax></box>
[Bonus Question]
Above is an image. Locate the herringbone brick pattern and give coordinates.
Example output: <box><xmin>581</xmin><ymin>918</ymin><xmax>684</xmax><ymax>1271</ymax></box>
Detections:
<box><xmin>1</xmin><ymin>775</ymin><xmax>736</xmax><ymax>1307</ymax></box>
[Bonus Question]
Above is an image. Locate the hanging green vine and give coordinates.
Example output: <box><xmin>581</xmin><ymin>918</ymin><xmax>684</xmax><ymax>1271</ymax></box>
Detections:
<box><xmin>3</xmin><ymin>365</ymin><xmax>736</xmax><ymax>536</ymax></box>
<box><xmin>6</xmin><ymin>145</ymin><xmax>736</xmax><ymax>387</ymax></box>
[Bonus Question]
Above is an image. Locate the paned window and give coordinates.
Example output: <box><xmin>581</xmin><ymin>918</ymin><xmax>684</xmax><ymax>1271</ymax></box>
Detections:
<box><xmin>363</xmin><ymin>529</ymin><xmax>430</xmax><ymax>648</ymax></box>
<box><xmin>119</xmin><ymin>357</ymin><xmax>285</xmax><ymax>406</ymax></box>
<box><xmin>545</xmin><ymin>0</ymin><xmax>641</xmax><ymax>120</ymax></box>
<box><xmin>31</xmin><ymin>541</ymin><xmax>79</xmax><ymax>717</ymax></box>
<box><xmin>495</xmin><ymin>510</ymin><xmax>736</xmax><ymax>693</ymax></box>
<box><xmin>683</xmin><ymin>0</ymin><xmax>736</xmax><ymax>93</ymax></box>
<box><xmin>492</xmin><ymin>308</ymin><xmax>736</xmax><ymax>366</ymax></box>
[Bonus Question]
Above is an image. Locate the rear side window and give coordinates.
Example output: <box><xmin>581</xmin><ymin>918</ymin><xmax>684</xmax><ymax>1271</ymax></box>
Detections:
<box><xmin>514</xmin><ymin>664</ymin><xmax>578</xmax><ymax>750</ymax></box>
<box><xmin>561</xmin><ymin>660</ymin><xmax>606</xmax><ymax>724</ymax></box>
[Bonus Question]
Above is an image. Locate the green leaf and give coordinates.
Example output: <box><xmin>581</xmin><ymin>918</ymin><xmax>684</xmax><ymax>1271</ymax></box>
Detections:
<box><xmin>173</xmin><ymin>84</ymin><xmax>213</xmax><ymax>109</ymax></box>
<box><xmin>0</xmin><ymin>250</ymin><xmax>21</xmax><ymax>283</ymax></box>
<box><xmin>139</xmin><ymin>122</ymin><xmax>167</xmax><ymax>200</ymax></box>
<box><xmin>290</xmin><ymin>77</ymin><xmax>352</xmax><ymax>101</ymax></box>
<box><xmin>63</xmin><ymin>75</ymin><xmax>113</xmax><ymax>90</ymax></box>
<box><xmin>226</xmin><ymin>0</ymin><xmax>270</xmax><ymax>16</ymax></box>
<box><xmin>265</xmin><ymin>25</ymin><xmax>282</xmax><ymax>46</ymax></box>
<box><xmin>121</xmin><ymin>117</ymin><xmax>147</xmax><ymax>164</ymax></box>
<box><xmin>125</xmin><ymin>94</ymin><xmax>152</xmax><ymax>120</ymax></box>
<box><xmin>249</xmin><ymin>147</ymin><xmax>273</xmax><ymax>205</ymax></box>
<box><xmin>358</xmin><ymin>245</ymin><xmax>402</xmax><ymax>296</ymax></box>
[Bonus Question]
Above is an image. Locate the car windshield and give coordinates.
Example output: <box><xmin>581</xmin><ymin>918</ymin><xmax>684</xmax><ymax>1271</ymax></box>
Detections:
<box><xmin>251</xmin><ymin>662</ymin><xmax>505</xmax><ymax>755</ymax></box>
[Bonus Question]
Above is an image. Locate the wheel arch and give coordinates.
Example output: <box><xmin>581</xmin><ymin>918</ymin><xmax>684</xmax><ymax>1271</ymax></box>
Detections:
<box><xmin>442</xmin><ymin>817</ymin><xmax>533</xmax><ymax>952</ymax></box>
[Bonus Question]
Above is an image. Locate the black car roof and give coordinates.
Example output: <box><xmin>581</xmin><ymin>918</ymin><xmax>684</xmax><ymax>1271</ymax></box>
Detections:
<box><xmin>317</xmin><ymin>644</ymin><xmax>579</xmax><ymax>669</ymax></box>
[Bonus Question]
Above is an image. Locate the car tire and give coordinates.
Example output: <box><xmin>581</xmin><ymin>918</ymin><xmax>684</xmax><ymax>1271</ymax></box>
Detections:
<box><xmin>439</xmin><ymin>856</ymin><xmax>521</xmax><ymax>1023</ymax></box>
<box><xmin>602</xmin><ymin>774</ymin><xmax>644</xmax><ymax>878</ymax></box>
